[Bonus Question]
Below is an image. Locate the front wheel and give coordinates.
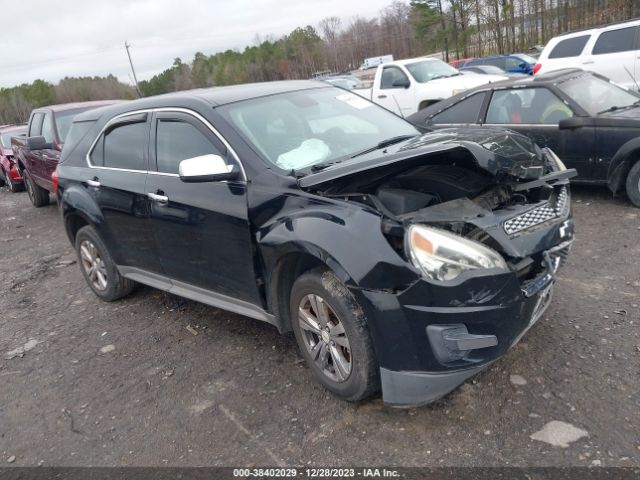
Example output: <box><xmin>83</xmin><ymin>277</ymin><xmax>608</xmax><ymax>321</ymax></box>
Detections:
<box><xmin>626</xmin><ymin>161</ymin><xmax>640</xmax><ymax>207</ymax></box>
<box><xmin>290</xmin><ymin>268</ymin><xmax>379</xmax><ymax>402</ymax></box>
<box><xmin>75</xmin><ymin>225</ymin><xmax>135</xmax><ymax>301</ymax></box>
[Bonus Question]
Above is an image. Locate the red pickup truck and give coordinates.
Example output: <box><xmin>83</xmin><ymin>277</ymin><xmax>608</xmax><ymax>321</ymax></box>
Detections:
<box><xmin>12</xmin><ymin>101</ymin><xmax>120</xmax><ymax>207</ymax></box>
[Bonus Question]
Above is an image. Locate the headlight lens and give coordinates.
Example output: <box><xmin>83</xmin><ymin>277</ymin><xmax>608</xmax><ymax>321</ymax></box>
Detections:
<box><xmin>546</xmin><ymin>148</ymin><xmax>567</xmax><ymax>171</ymax></box>
<box><xmin>406</xmin><ymin>225</ymin><xmax>508</xmax><ymax>281</ymax></box>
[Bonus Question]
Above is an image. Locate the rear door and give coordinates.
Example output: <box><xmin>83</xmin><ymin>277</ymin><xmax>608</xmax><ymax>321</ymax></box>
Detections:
<box><xmin>589</xmin><ymin>24</ymin><xmax>639</xmax><ymax>88</ymax></box>
<box><xmin>38</xmin><ymin>111</ymin><xmax>59</xmax><ymax>190</ymax></box>
<box><xmin>86</xmin><ymin>112</ymin><xmax>160</xmax><ymax>274</ymax></box>
<box><xmin>146</xmin><ymin>110</ymin><xmax>262</xmax><ymax>304</ymax></box>
<box><xmin>483</xmin><ymin>87</ymin><xmax>595</xmax><ymax>179</ymax></box>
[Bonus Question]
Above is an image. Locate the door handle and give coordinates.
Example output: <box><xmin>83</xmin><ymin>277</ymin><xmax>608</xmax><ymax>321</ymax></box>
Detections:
<box><xmin>148</xmin><ymin>192</ymin><xmax>169</xmax><ymax>204</ymax></box>
<box><xmin>581</xmin><ymin>60</ymin><xmax>594</xmax><ymax>65</ymax></box>
<box><xmin>86</xmin><ymin>179</ymin><xmax>100</xmax><ymax>187</ymax></box>
<box><xmin>377</xmin><ymin>94</ymin><xmax>387</xmax><ymax>99</ymax></box>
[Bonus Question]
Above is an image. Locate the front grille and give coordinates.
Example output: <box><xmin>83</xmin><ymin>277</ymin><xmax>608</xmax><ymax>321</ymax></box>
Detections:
<box><xmin>504</xmin><ymin>187</ymin><xmax>569</xmax><ymax>236</ymax></box>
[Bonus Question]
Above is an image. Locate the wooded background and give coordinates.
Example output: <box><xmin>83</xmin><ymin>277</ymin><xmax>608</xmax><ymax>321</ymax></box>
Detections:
<box><xmin>2</xmin><ymin>0</ymin><xmax>639</xmax><ymax>124</ymax></box>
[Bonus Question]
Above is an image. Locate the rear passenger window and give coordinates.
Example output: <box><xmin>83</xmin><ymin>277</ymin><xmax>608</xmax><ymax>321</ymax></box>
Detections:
<box><xmin>156</xmin><ymin>119</ymin><xmax>224</xmax><ymax>174</ymax></box>
<box><xmin>431</xmin><ymin>93</ymin><xmax>485</xmax><ymax>124</ymax></box>
<box><xmin>91</xmin><ymin>122</ymin><xmax>147</xmax><ymax>170</ymax></box>
<box><xmin>592</xmin><ymin>26</ymin><xmax>638</xmax><ymax>55</ymax></box>
<box><xmin>549</xmin><ymin>35</ymin><xmax>590</xmax><ymax>58</ymax></box>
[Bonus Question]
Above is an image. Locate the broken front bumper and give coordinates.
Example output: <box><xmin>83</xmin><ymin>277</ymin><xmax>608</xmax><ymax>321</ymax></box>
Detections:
<box><xmin>352</xmin><ymin>234</ymin><xmax>572</xmax><ymax>408</ymax></box>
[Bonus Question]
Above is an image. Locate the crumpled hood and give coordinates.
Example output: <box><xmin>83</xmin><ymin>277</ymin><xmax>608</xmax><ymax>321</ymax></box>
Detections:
<box><xmin>298</xmin><ymin>127</ymin><xmax>545</xmax><ymax>189</ymax></box>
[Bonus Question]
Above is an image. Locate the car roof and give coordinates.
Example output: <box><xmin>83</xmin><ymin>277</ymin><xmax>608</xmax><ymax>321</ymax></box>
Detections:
<box><xmin>0</xmin><ymin>124</ymin><xmax>27</xmax><ymax>134</ymax></box>
<box><xmin>393</xmin><ymin>57</ymin><xmax>442</xmax><ymax>66</ymax></box>
<box><xmin>33</xmin><ymin>100</ymin><xmax>124</xmax><ymax>113</ymax></box>
<box><xmin>73</xmin><ymin>80</ymin><xmax>332</xmax><ymax>122</ymax></box>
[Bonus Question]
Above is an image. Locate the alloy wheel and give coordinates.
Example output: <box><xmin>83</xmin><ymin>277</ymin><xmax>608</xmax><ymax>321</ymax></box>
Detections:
<box><xmin>79</xmin><ymin>240</ymin><xmax>108</xmax><ymax>291</ymax></box>
<box><xmin>298</xmin><ymin>294</ymin><xmax>352</xmax><ymax>382</ymax></box>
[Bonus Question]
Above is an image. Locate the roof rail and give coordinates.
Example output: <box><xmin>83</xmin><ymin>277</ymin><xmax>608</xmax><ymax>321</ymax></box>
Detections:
<box><xmin>561</xmin><ymin>16</ymin><xmax>640</xmax><ymax>36</ymax></box>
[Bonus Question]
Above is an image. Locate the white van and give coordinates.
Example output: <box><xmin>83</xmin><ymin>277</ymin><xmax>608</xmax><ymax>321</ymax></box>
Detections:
<box><xmin>535</xmin><ymin>19</ymin><xmax>640</xmax><ymax>90</ymax></box>
<box><xmin>360</xmin><ymin>55</ymin><xmax>394</xmax><ymax>71</ymax></box>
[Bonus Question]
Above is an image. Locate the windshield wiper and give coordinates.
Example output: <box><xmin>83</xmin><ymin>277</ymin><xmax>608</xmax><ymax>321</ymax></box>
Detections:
<box><xmin>598</xmin><ymin>100</ymin><xmax>640</xmax><ymax>115</ymax></box>
<box><xmin>349</xmin><ymin>135</ymin><xmax>417</xmax><ymax>159</ymax></box>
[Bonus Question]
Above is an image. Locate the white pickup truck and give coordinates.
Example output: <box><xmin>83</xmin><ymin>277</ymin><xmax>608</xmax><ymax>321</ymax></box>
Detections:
<box><xmin>354</xmin><ymin>56</ymin><xmax>506</xmax><ymax>117</ymax></box>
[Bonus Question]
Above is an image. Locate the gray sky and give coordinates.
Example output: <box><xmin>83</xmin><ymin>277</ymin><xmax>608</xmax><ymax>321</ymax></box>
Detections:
<box><xmin>0</xmin><ymin>0</ymin><xmax>395</xmax><ymax>89</ymax></box>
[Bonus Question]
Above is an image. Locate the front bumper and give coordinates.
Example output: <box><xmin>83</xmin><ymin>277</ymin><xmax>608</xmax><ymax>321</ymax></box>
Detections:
<box><xmin>351</xmin><ymin>228</ymin><xmax>572</xmax><ymax>408</ymax></box>
<box><xmin>379</xmin><ymin>280</ymin><xmax>553</xmax><ymax>407</ymax></box>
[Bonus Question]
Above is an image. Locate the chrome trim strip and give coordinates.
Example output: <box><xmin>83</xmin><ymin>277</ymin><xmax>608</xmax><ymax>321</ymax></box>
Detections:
<box><xmin>117</xmin><ymin>266</ymin><xmax>276</xmax><ymax>326</ymax></box>
<box><xmin>84</xmin><ymin>107</ymin><xmax>247</xmax><ymax>181</ymax></box>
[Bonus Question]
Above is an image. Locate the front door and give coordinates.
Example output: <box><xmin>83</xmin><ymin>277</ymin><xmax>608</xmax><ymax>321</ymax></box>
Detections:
<box><xmin>483</xmin><ymin>87</ymin><xmax>595</xmax><ymax>179</ymax></box>
<box><xmin>146</xmin><ymin>111</ymin><xmax>262</xmax><ymax>304</ymax></box>
<box><xmin>377</xmin><ymin>66</ymin><xmax>414</xmax><ymax>117</ymax></box>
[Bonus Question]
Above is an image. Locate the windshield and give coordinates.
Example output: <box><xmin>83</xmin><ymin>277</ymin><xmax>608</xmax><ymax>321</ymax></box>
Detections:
<box><xmin>513</xmin><ymin>53</ymin><xmax>537</xmax><ymax>64</ymax></box>
<box><xmin>219</xmin><ymin>87</ymin><xmax>419</xmax><ymax>171</ymax></box>
<box><xmin>558</xmin><ymin>74</ymin><xmax>640</xmax><ymax>115</ymax></box>
<box><xmin>55</xmin><ymin>108</ymin><xmax>95</xmax><ymax>143</ymax></box>
<box><xmin>405</xmin><ymin>60</ymin><xmax>460</xmax><ymax>83</ymax></box>
<box><xmin>1</xmin><ymin>133</ymin><xmax>16</xmax><ymax>149</ymax></box>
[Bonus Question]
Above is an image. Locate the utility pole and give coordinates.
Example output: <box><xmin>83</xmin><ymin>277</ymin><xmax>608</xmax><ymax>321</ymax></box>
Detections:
<box><xmin>125</xmin><ymin>41</ymin><xmax>142</xmax><ymax>97</ymax></box>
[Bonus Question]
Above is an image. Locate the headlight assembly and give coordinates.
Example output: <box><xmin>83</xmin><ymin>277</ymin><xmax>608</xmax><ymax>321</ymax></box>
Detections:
<box><xmin>406</xmin><ymin>225</ymin><xmax>508</xmax><ymax>282</ymax></box>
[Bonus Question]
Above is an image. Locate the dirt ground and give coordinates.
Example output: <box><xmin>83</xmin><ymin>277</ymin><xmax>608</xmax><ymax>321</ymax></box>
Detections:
<box><xmin>0</xmin><ymin>185</ymin><xmax>638</xmax><ymax>467</ymax></box>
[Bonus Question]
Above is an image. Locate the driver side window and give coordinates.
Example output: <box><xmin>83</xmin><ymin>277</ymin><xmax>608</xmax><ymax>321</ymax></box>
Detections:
<box><xmin>155</xmin><ymin>118</ymin><xmax>227</xmax><ymax>175</ymax></box>
<box><xmin>381</xmin><ymin>67</ymin><xmax>409</xmax><ymax>89</ymax></box>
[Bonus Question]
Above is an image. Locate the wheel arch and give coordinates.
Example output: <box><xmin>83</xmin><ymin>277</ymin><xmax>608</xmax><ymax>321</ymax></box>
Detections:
<box><xmin>607</xmin><ymin>138</ymin><xmax>640</xmax><ymax>194</ymax></box>
<box><xmin>60</xmin><ymin>185</ymin><xmax>104</xmax><ymax>245</ymax></box>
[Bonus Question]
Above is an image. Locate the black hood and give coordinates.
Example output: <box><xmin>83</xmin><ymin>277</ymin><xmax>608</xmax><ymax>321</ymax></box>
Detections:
<box><xmin>298</xmin><ymin>127</ymin><xmax>545</xmax><ymax>189</ymax></box>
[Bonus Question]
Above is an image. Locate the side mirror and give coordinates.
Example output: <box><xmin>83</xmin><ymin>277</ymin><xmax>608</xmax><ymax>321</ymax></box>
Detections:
<box><xmin>558</xmin><ymin>117</ymin><xmax>584</xmax><ymax>130</ymax></box>
<box><xmin>392</xmin><ymin>78</ymin><xmax>410</xmax><ymax>89</ymax></box>
<box><xmin>178</xmin><ymin>154</ymin><xmax>239</xmax><ymax>183</ymax></box>
<box><xmin>27</xmin><ymin>136</ymin><xmax>52</xmax><ymax>150</ymax></box>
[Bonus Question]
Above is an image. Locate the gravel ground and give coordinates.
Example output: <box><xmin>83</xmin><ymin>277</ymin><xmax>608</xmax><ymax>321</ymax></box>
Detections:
<box><xmin>0</xmin><ymin>185</ymin><xmax>638</xmax><ymax>467</ymax></box>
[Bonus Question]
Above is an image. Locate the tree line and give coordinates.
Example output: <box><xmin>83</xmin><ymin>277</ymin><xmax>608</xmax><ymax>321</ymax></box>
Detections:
<box><xmin>2</xmin><ymin>0</ymin><xmax>638</xmax><ymax>124</ymax></box>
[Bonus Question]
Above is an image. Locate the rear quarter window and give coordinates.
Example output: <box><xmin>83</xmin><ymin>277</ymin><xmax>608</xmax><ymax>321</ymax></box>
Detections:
<box><xmin>548</xmin><ymin>35</ymin><xmax>591</xmax><ymax>58</ymax></box>
<box><xmin>592</xmin><ymin>26</ymin><xmax>638</xmax><ymax>55</ymax></box>
<box><xmin>431</xmin><ymin>92</ymin><xmax>486</xmax><ymax>124</ymax></box>
<box><xmin>59</xmin><ymin>121</ymin><xmax>97</xmax><ymax>164</ymax></box>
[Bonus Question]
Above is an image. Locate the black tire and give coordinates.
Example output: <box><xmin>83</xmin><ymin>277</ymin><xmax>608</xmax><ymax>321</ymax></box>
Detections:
<box><xmin>290</xmin><ymin>268</ymin><xmax>379</xmax><ymax>402</ymax></box>
<box><xmin>75</xmin><ymin>225</ymin><xmax>135</xmax><ymax>301</ymax></box>
<box><xmin>626</xmin><ymin>160</ymin><xmax>640</xmax><ymax>208</ymax></box>
<box><xmin>23</xmin><ymin>170</ymin><xmax>49</xmax><ymax>207</ymax></box>
<box><xmin>0</xmin><ymin>168</ymin><xmax>5</xmax><ymax>187</ymax></box>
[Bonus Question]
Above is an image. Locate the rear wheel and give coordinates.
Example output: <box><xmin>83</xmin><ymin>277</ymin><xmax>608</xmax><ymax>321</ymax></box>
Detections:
<box><xmin>24</xmin><ymin>170</ymin><xmax>49</xmax><ymax>207</ymax></box>
<box><xmin>626</xmin><ymin>161</ymin><xmax>640</xmax><ymax>208</ymax></box>
<box><xmin>75</xmin><ymin>225</ymin><xmax>135</xmax><ymax>301</ymax></box>
<box><xmin>290</xmin><ymin>268</ymin><xmax>379</xmax><ymax>402</ymax></box>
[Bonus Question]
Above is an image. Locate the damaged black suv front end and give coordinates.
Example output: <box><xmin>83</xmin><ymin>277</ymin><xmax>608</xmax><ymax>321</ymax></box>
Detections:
<box><xmin>297</xmin><ymin>128</ymin><xmax>576</xmax><ymax>407</ymax></box>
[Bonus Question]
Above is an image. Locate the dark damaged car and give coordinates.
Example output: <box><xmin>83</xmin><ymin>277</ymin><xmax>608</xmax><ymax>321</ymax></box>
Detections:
<box><xmin>56</xmin><ymin>82</ymin><xmax>576</xmax><ymax>407</ymax></box>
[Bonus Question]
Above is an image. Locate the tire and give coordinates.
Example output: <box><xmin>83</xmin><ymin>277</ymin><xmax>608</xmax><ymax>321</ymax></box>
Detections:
<box><xmin>290</xmin><ymin>268</ymin><xmax>379</xmax><ymax>402</ymax></box>
<box><xmin>626</xmin><ymin>160</ymin><xmax>640</xmax><ymax>208</ymax></box>
<box><xmin>23</xmin><ymin>170</ymin><xmax>49</xmax><ymax>207</ymax></box>
<box><xmin>0</xmin><ymin>168</ymin><xmax>5</xmax><ymax>187</ymax></box>
<box><xmin>75</xmin><ymin>225</ymin><xmax>135</xmax><ymax>301</ymax></box>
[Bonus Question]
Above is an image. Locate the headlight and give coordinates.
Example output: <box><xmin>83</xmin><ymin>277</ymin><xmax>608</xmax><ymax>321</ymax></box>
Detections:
<box><xmin>406</xmin><ymin>225</ymin><xmax>508</xmax><ymax>281</ymax></box>
<box><xmin>546</xmin><ymin>148</ymin><xmax>567</xmax><ymax>171</ymax></box>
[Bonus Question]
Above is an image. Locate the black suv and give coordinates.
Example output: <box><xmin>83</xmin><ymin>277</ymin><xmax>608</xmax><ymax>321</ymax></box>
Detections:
<box><xmin>57</xmin><ymin>81</ymin><xmax>575</xmax><ymax>407</ymax></box>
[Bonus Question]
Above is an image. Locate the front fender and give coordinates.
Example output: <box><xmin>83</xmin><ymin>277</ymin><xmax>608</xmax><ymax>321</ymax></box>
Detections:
<box><xmin>257</xmin><ymin>200</ymin><xmax>417</xmax><ymax>291</ymax></box>
<box><xmin>607</xmin><ymin>137</ymin><xmax>640</xmax><ymax>193</ymax></box>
